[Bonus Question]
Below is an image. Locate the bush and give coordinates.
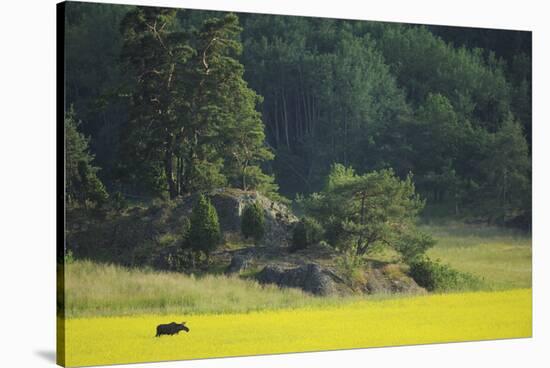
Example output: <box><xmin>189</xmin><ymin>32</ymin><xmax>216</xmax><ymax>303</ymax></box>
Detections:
<box><xmin>76</xmin><ymin>160</ymin><xmax>109</xmax><ymax>208</ymax></box>
<box><xmin>335</xmin><ymin>250</ymin><xmax>366</xmax><ymax>291</ymax></box>
<box><xmin>241</xmin><ymin>202</ymin><xmax>265</xmax><ymax>242</ymax></box>
<box><xmin>290</xmin><ymin>217</ymin><xmax>324</xmax><ymax>252</ymax></box>
<box><xmin>188</xmin><ymin>194</ymin><xmax>221</xmax><ymax>257</ymax></box>
<box><xmin>393</xmin><ymin>230</ymin><xmax>436</xmax><ymax>263</ymax></box>
<box><xmin>64</xmin><ymin>249</ymin><xmax>75</xmax><ymax>264</ymax></box>
<box><xmin>111</xmin><ymin>191</ymin><xmax>128</xmax><ymax>212</ymax></box>
<box><xmin>408</xmin><ymin>257</ymin><xmax>483</xmax><ymax>291</ymax></box>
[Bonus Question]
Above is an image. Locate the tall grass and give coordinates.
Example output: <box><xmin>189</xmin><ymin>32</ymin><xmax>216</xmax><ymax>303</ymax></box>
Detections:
<box><xmin>65</xmin><ymin>260</ymin><xmax>366</xmax><ymax>317</ymax></box>
<box><xmin>421</xmin><ymin>223</ymin><xmax>532</xmax><ymax>289</ymax></box>
<box><xmin>64</xmin><ymin>223</ymin><xmax>531</xmax><ymax>317</ymax></box>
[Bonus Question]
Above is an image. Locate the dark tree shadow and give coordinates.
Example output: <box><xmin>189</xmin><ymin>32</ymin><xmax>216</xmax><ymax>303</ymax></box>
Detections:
<box><xmin>35</xmin><ymin>350</ymin><xmax>56</xmax><ymax>364</ymax></box>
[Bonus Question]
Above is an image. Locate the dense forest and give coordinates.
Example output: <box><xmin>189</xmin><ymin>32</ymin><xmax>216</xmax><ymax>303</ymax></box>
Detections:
<box><xmin>64</xmin><ymin>2</ymin><xmax>531</xmax><ymax>227</ymax></box>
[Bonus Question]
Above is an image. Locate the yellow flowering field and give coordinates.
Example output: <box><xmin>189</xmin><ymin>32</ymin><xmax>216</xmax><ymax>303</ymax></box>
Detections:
<box><xmin>61</xmin><ymin>289</ymin><xmax>531</xmax><ymax>367</ymax></box>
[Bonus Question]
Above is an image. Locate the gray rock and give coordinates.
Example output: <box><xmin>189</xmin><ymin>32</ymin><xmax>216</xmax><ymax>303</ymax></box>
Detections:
<box><xmin>256</xmin><ymin>263</ymin><xmax>337</xmax><ymax>296</ymax></box>
<box><xmin>365</xmin><ymin>267</ymin><xmax>426</xmax><ymax>295</ymax></box>
<box><xmin>188</xmin><ymin>189</ymin><xmax>298</xmax><ymax>248</ymax></box>
<box><xmin>210</xmin><ymin>194</ymin><xmax>243</xmax><ymax>233</ymax></box>
<box><xmin>225</xmin><ymin>254</ymin><xmax>252</xmax><ymax>274</ymax></box>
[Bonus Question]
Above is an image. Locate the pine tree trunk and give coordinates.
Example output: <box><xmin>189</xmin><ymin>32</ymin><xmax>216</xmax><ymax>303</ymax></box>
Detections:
<box><xmin>282</xmin><ymin>90</ymin><xmax>290</xmax><ymax>149</ymax></box>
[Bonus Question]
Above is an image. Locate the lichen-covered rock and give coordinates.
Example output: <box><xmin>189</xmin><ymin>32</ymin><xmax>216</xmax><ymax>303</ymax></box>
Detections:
<box><xmin>256</xmin><ymin>263</ymin><xmax>337</xmax><ymax>295</ymax></box>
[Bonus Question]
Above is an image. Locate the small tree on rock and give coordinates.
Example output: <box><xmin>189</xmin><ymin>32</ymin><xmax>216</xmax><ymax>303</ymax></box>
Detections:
<box><xmin>241</xmin><ymin>201</ymin><xmax>265</xmax><ymax>243</ymax></box>
<box><xmin>189</xmin><ymin>194</ymin><xmax>221</xmax><ymax>258</ymax></box>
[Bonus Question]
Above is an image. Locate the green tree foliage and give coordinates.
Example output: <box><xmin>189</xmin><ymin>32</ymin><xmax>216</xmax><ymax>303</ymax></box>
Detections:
<box><xmin>110</xmin><ymin>192</ymin><xmax>128</xmax><ymax>212</ymax></box>
<box><xmin>118</xmin><ymin>7</ymin><xmax>194</xmax><ymax>199</ymax></box>
<box><xmin>188</xmin><ymin>194</ymin><xmax>221</xmax><ymax>257</ymax></box>
<box><xmin>241</xmin><ymin>202</ymin><xmax>265</xmax><ymax>242</ymax></box>
<box><xmin>65</xmin><ymin>107</ymin><xmax>109</xmax><ymax>208</ymax></box>
<box><xmin>242</xmin><ymin>18</ymin><xmax>411</xmax><ymax>194</ymax></box>
<box><xmin>300</xmin><ymin>164</ymin><xmax>433</xmax><ymax>257</ymax></box>
<box><xmin>119</xmin><ymin>8</ymin><xmax>274</xmax><ymax>199</ymax></box>
<box><xmin>408</xmin><ymin>256</ymin><xmax>482</xmax><ymax>291</ymax></box>
<box><xmin>376</xmin><ymin>25</ymin><xmax>511</xmax><ymax>132</ymax></box>
<box><xmin>290</xmin><ymin>217</ymin><xmax>324</xmax><ymax>252</ymax></box>
<box><xmin>476</xmin><ymin>117</ymin><xmax>531</xmax><ymax>223</ymax></box>
<box><xmin>408</xmin><ymin>93</ymin><xmax>470</xmax><ymax>208</ymax></box>
<box><xmin>64</xmin><ymin>3</ymin><xmax>531</xmax><ymax>226</ymax></box>
<box><xmin>64</xmin><ymin>2</ymin><xmax>131</xmax><ymax>178</ymax></box>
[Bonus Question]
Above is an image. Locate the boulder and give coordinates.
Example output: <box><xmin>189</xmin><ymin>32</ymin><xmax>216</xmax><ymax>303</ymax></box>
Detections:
<box><xmin>365</xmin><ymin>266</ymin><xmax>426</xmax><ymax>295</ymax></box>
<box><xmin>225</xmin><ymin>253</ymin><xmax>252</xmax><ymax>274</ymax></box>
<box><xmin>256</xmin><ymin>263</ymin><xmax>337</xmax><ymax>296</ymax></box>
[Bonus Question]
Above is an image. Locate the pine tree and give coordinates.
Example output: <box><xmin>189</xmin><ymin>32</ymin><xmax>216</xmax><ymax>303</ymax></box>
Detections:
<box><xmin>301</xmin><ymin>164</ymin><xmax>431</xmax><ymax>257</ymax></box>
<box><xmin>119</xmin><ymin>10</ymin><xmax>274</xmax><ymax>198</ymax></box>
<box><xmin>65</xmin><ymin>107</ymin><xmax>108</xmax><ymax>208</ymax></box>
<box><xmin>241</xmin><ymin>202</ymin><xmax>265</xmax><ymax>242</ymax></box>
<box><xmin>188</xmin><ymin>194</ymin><xmax>221</xmax><ymax>257</ymax></box>
<box><xmin>119</xmin><ymin>7</ymin><xmax>194</xmax><ymax>199</ymax></box>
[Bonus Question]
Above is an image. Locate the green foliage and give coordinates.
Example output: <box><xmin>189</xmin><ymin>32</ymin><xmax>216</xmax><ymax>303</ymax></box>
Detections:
<box><xmin>335</xmin><ymin>249</ymin><xmax>367</xmax><ymax>291</ymax></box>
<box><xmin>65</xmin><ymin>107</ymin><xmax>109</xmax><ymax>208</ymax></box>
<box><xmin>408</xmin><ymin>256</ymin><xmax>483</xmax><ymax>292</ymax></box>
<box><xmin>180</xmin><ymin>217</ymin><xmax>191</xmax><ymax>244</ymax></box>
<box><xmin>290</xmin><ymin>217</ymin><xmax>324</xmax><ymax>252</ymax></box>
<box><xmin>64</xmin><ymin>249</ymin><xmax>75</xmax><ymax>264</ymax></box>
<box><xmin>242</xmin><ymin>18</ymin><xmax>411</xmax><ymax>196</ymax></box>
<box><xmin>64</xmin><ymin>3</ymin><xmax>531</xmax><ymax>224</ymax></box>
<box><xmin>110</xmin><ymin>191</ymin><xmax>128</xmax><ymax>212</ymax></box>
<box><xmin>241</xmin><ymin>202</ymin><xmax>265</xmax><ymax>243</ymax></box>
<box><xmin>301</xmin><ymin>164</ymin><xmax>431</xmax><ymax>258</ymax></box>
<box><xmin>64</xmin><ymin>2</ymin><xmax>130</xmax><ymax>180</ymax></box>
<box><xmin>393</xmin><ymin>230</ymin><xmax>436</xmax><ymax>264</ymax></box>
<box><xmin>476</xmin><ymin>116</ymin><xmax>531</xmax><ymax>224</ymax></box>
<box><xmin>119</xmin><ymin>8</ymin><xmax>273</xmax><ymax>198</ymax></box>
<box><xmin>188</xmin><ymin>195</ymin><xmax>222</xmax><ymax>256</ymax></box>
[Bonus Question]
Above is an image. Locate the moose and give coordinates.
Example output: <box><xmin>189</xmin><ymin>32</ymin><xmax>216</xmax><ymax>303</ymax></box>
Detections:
<box><xmin>155</xmin><ymin>322</ymin><xmax>190</xmax><ymax>337</ymax></box>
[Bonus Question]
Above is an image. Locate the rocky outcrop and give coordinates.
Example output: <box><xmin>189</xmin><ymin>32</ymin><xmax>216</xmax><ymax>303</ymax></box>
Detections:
<box><xmin>208</xmin><ymin>189</ymin><xmax>297</xmax><ymax>247</ymax></box>
<box><xmin>365</xmin><ymin>265</ymin><xmax>426</xmax><ymax>295</ymax></box>
<box><xmin>256</xmin><ymin>263</ymin><xmax>337</xmax><ymax>296</ymax></box>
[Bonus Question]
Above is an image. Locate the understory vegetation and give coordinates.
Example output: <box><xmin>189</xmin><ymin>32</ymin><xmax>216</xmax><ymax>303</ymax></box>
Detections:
<box><xmin>64</xmin><ymin>222</ymin><xmax>531</xmax><ymax>317</ymax></box>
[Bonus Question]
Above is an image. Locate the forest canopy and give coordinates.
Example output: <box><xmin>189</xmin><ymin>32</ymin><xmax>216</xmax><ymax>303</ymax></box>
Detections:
<box><xmin>64</xmin><ymin>2</ymin><xmax>531</xmax><ymax>225</ymax></box>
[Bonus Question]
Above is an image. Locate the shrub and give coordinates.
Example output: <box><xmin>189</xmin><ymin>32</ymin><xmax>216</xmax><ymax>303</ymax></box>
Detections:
<box><xmin>180</xmin><ymin>217</ymin><xmax>191</xmax><ymax>245</ymax></box>
<box><xmin>111</xmin><ymin>191</ymin><xmax>128</xmax><ymax>212</ymax></box>
<box><xmin>290</xmin><ymin>217</ymin><xmax>324</xmax><ymax>252</ymax></box>
<box><xmin>393</xmin><ymin>230</ymin><xmax>436</xmax><ymax>263</ymax></box>
<box><xmin>299</xmin><ymin>165</ymin><xmax>424</xmax><ymax>255</ymax></box>
<box><xmin>335</xmin><ymin>250</ymin><xmax>366</xmax><ymax>291</ymax></box>
<box><xmin>408</xmin><ymin>257</ymin><xmax>483</xmax><ymax>291</ymax></box>
<box><xmin>64</xmin><ymin>249</ymin><xmax>75</xmax><ymax>264</ymax></box>
<box><xmin>158</xmin><ymin>233</ymin><xmax>177</xmax><ymax>248</ymax></box>
<box><xmin>189</xmin><ymin>194</ymin><xmax>221</xmax><ymax>257</ymax></box>
<box><xmin>76</xmin><ymin>160</ymin><xmax>109</xmax><ymax>208</ymax></box>
<box><xmin>241</xmin><ymin>202</ymin><xmax>265</xmax><ymax>242</ymax></box>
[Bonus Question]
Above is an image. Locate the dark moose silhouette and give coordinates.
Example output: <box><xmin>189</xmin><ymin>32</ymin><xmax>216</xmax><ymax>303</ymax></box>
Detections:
<box><xmin>155</xmin><ymin>322</ymin><xmax>190</xmax><ymax>337</ymax></box>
